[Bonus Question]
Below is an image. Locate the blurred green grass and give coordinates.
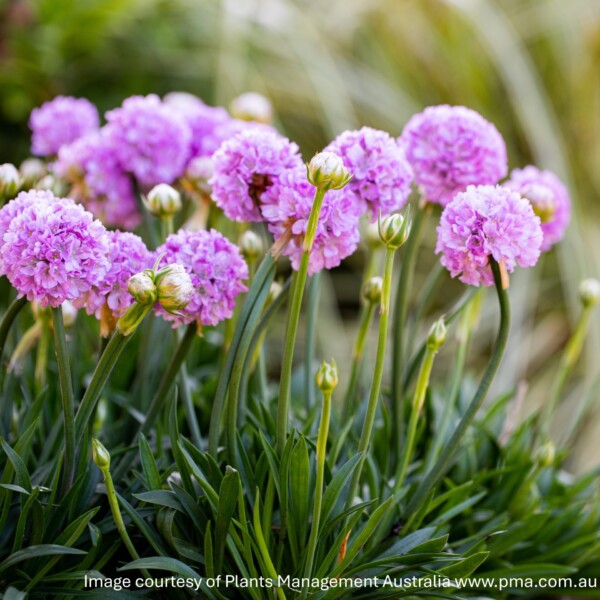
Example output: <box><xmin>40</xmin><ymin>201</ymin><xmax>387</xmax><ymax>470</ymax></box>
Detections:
<box><xmin>1</xmin><ymin>0</ymin><xmax>599</xmax><ymax>468</ymax></box>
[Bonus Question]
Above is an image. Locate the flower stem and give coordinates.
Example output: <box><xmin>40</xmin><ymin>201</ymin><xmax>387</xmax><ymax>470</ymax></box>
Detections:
<box><xmin>52</xmin><ymin>308</ymin><xmax>76</xmax><ymax>498</ymax></box>
<box><xmin>541</xmin><ymin>305</ymin><xmax>593</xmax><ymax>437</ymax></box>
<box><xmin>74</xmin><ymin>330</ymin><xmax>132</xmax><ymax>445</ymax></box>
<box><xmin>0</xmin><ymin>296</ymin><xmax>27</xmax><ymax>367</ymax></box>
<box><xmin>98</xmin><ymin>461</ymin><xmax>150</xmax><ymax>577</ymax></box>
<box><xmin>276</xmin><ymin>188</ymin><xmax>326</xmax><ymax>455</ymax></box>
<box><xmin>391</xmin><ymin>204</ymin><xmax>428</xmax><ymax>454</ymax></box>
<box><xmin>394</xmin><ymin>344</ymin><xmax>436</xmax><ymax>493</ymax></box>
<box><xmin>304</xmin><ymin>273</ymin><xmax>321</xmax><ymax>412</ymax></box>
<box><xmin>404</xmin><ymin>259</ymin><xmax>510</xmax><ymax>524</ymax></box>
<box><xmin>140</xmin><ymin>322</ymin><xmax>196</xmax><ymax>437</ymax></box>
<box><xmin>342</xmin><ymin>302</ymin><xmax>376</xmax><ymax>422</ymax></box>
<box><xmin>346</xmin><ymin>247</ymin><xmax>396</xmax><ymax>506</ymax></box>
<box><xmin>302</xmin><ymin>388</ymin><xmax>332</xmax><ymax>594</ymax></box>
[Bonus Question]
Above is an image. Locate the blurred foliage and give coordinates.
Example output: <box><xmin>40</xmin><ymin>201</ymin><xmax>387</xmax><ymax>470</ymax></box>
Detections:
<box><xmin>1</xmin><ymin>0</ymin><xmax>600</xmax><ymax>467</ymax></box>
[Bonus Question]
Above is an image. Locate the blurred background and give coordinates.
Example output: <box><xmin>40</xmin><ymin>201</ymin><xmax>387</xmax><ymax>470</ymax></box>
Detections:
<box><xmin>1</xmin><ymin>0</ymin><xmax>600</xmax><ymax>469</ymax></box>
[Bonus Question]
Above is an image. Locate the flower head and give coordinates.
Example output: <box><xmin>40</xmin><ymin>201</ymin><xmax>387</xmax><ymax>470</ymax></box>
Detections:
<box><xmin>505</xmin><ymin>166</ymin><xmax>571</xmax><ymax>251</ymax></box>
<box><xmin>261</xmin><ymin>170</ymin><xmax>362</xmax><ymax>275</ymax></box>
<box><xmin>325</xmin><ymin>127</ymin><xmax>413</xmax><ymax>219</ymax></box>
<box><xmin>0</xmin><ymin>163</ymin><xmax>21</xmax><ymax>198</ymax></box>
<box><xmin>74</xmin><ymin>230</ymin><xmax>153</xmax><ymax>319</ymax></box>
<box><xmin>145</xmin><ymin>183</ymin><xmax>182</xmax><ymax>218</ymax></box>
<box><xmin>0</xmin><ymin>190</ymin><xmax>58</xmax><ymax>275</ymax></box>
<box><xmin>54</xmin><ymin>130</ymin><xmax>140</xmax><ymax>229</ymax></box>
<box><xmin>155</xmin><ymin>263</ymin><xmax>194</xmax><ymax>313</ymax></box>
<box><xmin>400</xmin><ymin>105</ymin><xmax>507</xmax><ymax>206</ymax></box>
<box><xmin>211</xmin><ymin>128</ymin><xmax>303</xmax><ymax>222</ymax></box>
<box><xmin>105</xmin><ymin>94</ymin><xmax>192</xmax><ymax>186</ymax></box>
<box><xmin>1</xmin><ymin>196</ymin><xmax>110</xmax><ymax>307</ymax></box>
<box><xmin>154</xmin><ymin>229</ymin><xmax>248</xmax><ymax>327</ymax></box>
<box><xmin>164</xmin><ymin>92</ymin><xmax>230</xmax><ymax>159</ymax></box>
<box><xmin>436</xmin><ymin>185</ymin><xmax>543</xmax><ymax>286</ymax></box>
<box><xmin>29</xmin><ymin>96</ymin><xmax>100</xmax><ymax>156</ymax></box>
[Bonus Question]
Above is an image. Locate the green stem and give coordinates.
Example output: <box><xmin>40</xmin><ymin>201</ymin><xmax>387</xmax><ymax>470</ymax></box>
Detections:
<box><xmin>140</xmin><ymin>322</ymin><xmax>196</xmax><ymax>437</ymax></box>
<box><xmin>391</xmin><ymin>205</ymin><xmax>428</xmax><ymax>455</ymax></box>
<box><xmin>99</xmin><ymin>463</ymin><xmax>151</xmax><ymax>578</ymax></box>
<box><xmin>277</xmin><ymin>188</ymin><xmax>326</xmax><ymax>455</ymax></box>
<box><xmin>302</xmin><ymin>389</ymin><xmax>331</xmax><ymax>593</ymax></box>
<box><xmin>208</xmin><ymin>254</ymin><xmax>275</xmax><ymax>456</ymax></box>
<box><xmin>404</xmin><ymin>259</ymin><xmax>511</xmax><ymax>523</ymax></box>
<box><xmin>52</xmin><ymin>309</ymin><xmax>76</xmax><ymax>498</ymax></box>
<box><xmin>541</xmin><ymin>306</ymin><xmax>593</xmax><ymax>437</ymax></box>
<box><xmin>342</xmin><ymin>302</ymin><xmax>376</xmax><ymax>422</ymax></box>
<box><xmin>304</xmin><ymin>273</ymin><xmax>321</xmax><ymax>412</ymax></box>
<box><xmin>0</xmin><ymin>296</ymin><xmax>27</xmax><ymax>366</ymax></box>
<box><xmin>346</xmin><ymin>247</ymin><xmax>396</xmax><ymax>506</ymax></box>
<box><xmin>74</xmin><ymin>330</ymin><xmax>132</xmax><ymax>445</ymax></box>
<box><xmin>394</xmin><ymin>344</ymin><xmax>436</xmax><ymax>493</ymax></box>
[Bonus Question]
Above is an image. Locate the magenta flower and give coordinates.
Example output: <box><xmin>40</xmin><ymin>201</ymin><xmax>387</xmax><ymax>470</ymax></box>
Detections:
<box><xmin>29</xmin><ymin>96</ymin><xmax>100</xmax><ymax>157</ymax></box>
<box><xmin>154</xmin><ymin>229</ymin><xmax>248</xmax><ymax>327</ymax></box>
<box><xmin>436</xmin><ymin>185</ymin><xmax>543</xmax><ymax>286</ymax></box>
<box><xmin>75</xmin><ymin>230</ymin><xmax>152</xmax><ymax>319</ymax></box>
<box><xmin>325</xmin><ymin>127</ymin><xmax>413</xmax><ymax>220</ymax></box>
<box><xmin>211</xmin><ymin>128</ymin><xmax>303</xmax><ymax>222</ymax></box>
<box><xmin>54</xmin><ymin>130</ymin><xmax>140</xmax><ymax>230</ymax></box>
<box><xmin>261</xmin><ymin>170</ymin><xmax>362</xmax><ymax>275</ymax></box>
<box><xmin>1</xmin><ymin>197</ymin><xmax>110</xmax><ymax>307</ymax></box>
<box><xmin>400</xmin><ymin>105</ymin><xmax>508</xmax><ymax>206</ymax></box>
<box><xmin>505</xmin><ymin>166</ymin><xmax>571</xmax><ymax>251</ymax></box>
<box><xmin>105</xmin><ymin>94</ymin><xmax>192</xmax><ymax>186</ymax></box>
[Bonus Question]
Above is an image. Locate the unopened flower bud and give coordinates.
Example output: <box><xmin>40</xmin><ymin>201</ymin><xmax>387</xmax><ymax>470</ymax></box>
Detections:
<box><xmin>362</xmin><ymin>276</ymin><xmax>383</xmax><ymax>305</ymax></box>
<box><xmin>128</xmin><ymin>271</ymin><xmax>158</xmax><ymax>305</ymax></box>
<box><xmin>579</xmin><ymin>278</ymin><xmax>600</xmax><ymax>308</ymax></box>
<box><xmin>364</xmin><ymin>222</ymin><xmax>383</xmax><ymax>250</ymax></box>
<box><xmin>239</xmin><ymin>230</ymin><xmax>264</xmax><ymax>263</ymax></box>
<box><xmin>536</xmin><ymin>441</ymin><xmax>555</xmax><ymax>468</ymax></box>
<box><xmin>0</xmin><ymin>163</ymin><xmax>21</xmax><ymax>197</ymax></box>
<box><xmin>316</xmin><ymin>359</ymin><xmax>338</xmax><ymax>393</ymax></box>
<box><xmin>36</xmin><ymin>174</ymin><xmax>65</xmax><ymax>195</ymax></box>
<box><xmin>267</xmin><ymin>281</ymin><xmax>283</xmax><ymax>307</ymax></box>
<box><xmin>426</xmin><ymin>317</ymin><xmax>447</xmax><ymax>351</ymax></box>
<box><xmin>184</xmin><ymin>156</ymin><xmax>214</xmax><ymax>195</ymax></box>
<box><xmin>145</xmin><ymin>184</ymin><xmax>182</xmax><ymax>218</ymax></box>
<box><xmin>378</xmin><ymin>210</ymin><xmax>411</xmax><ymax>250</ymax></box>
<box><xmin>155</xmin><ymin>264</ymin><xmax>194</xmax><ymax>313</ymax></box>
<box><xmin>230</xmin><ymin>92</ymin><xmax>273</xmax><ymax>124</ymax></box>
<box><xmin>92</xmin><ymin>438</ymin><xmax>111</xmax><ymax>470</ymax></box>
<box><xmin>306</xmin><ymin>151</ymin><xmax>352</xmax><ymax>191</ymax></box>
<box><xmin>19</xmin><ymin>158</ymin><xmax>47</xmax><ymax>187</ymax></box>
<box><xmin>61</xmin><ymin>301</ymin><xmax>78</xmax><ymax>328</ymax></box>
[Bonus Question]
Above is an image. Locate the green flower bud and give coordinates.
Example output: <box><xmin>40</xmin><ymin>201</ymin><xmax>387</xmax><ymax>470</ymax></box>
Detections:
<box><xmin>316</xmin><ymin>359</ymin><xmax>338</xmax><ymax>393</ymax></box>
<box><xmin>184</xmin><ymin>156</ymin><xmax>214</xmax><ymax>195</ymax></box>
<box><xmin>536</xmin><ymin>441</ymin><xmax>555</xmax><ymax>468</ymax></box>
<box><xmin>0</xmin><ymin>163</ymin><xmax>21</xmax><ymax>198</ymax></box>
<box><xmin>36</xmin><ymin>174</ymin><xmax>65</xmax><ymax>195</ymax></box>
<box><xmin>239</xmin><ymin>230</ymin><xmax>264</xmax><ymax>263</ymax></box>
<box><xmin>145</xmin><ymin>183</ymin><xmax>182</xmax><ymax>218</ymax></box>
<box><xmin>128</xmin><ymin>271</ymin><xmax>158</xmax><ymax>305</ymax></box>
<box><xmin>230</xmin><ymin>92</ymin><xmax>273</xmax><ymax>124</ymax></box>
<box><xmin>378</xmin><ymin>209</ymin><xmax>412</xmax><ymax>250</ymax></box>
<box><xmin>155</xmin><ymin>264</ymin><xmax>194</xmax><ymax>313</ymax></box>
<box><xmin>579</xmin><ymin>278</ymin><xmax>600</xmax><ymax>308</ymax></box>
<box><xmin>19</xmin><ymin>158</ymin><xmax>47</xmax><ymax>187</ymax></box>
<box><xmin>426</xmin><ymin>317</ymin><xmax>447</xmax><ymax>351</ymax></box>
<box><xmin>266</xmin><ymin>281</ymin><xmax>283</xmax><ymax>308</ymax></box>
<box><xmin>306</xmin><ymin>151</ymin><xmax>352</xmax><ymax>191</ymax></box>
<box><xmin>92</xmin><ymin>438</ymin><xmax>111</xmax><ymax>470</ymax></box>
<box><xmin>362</xmin><ymin>276</ymin><xmax>383</xmax><ymax>305</ymax></box>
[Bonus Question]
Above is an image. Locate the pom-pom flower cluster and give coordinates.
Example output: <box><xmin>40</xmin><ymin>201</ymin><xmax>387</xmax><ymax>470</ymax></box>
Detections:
<box><xmin>436</xmin><ymin>185</ymin><xmax>543</xmax><ymax>287</ymax></box>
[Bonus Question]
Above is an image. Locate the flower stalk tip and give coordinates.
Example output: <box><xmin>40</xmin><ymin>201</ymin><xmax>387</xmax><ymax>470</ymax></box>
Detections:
<box><xmin>145</xmin><ymin>183</ymin><xmax>182</xmax><ymax>218</ymax></box>
<box><xmin>316</xmin><ymin>359</ymin><xmax>338</xmax><ymax>393</ymax></box>
<box><xmin>92</xmin><ymin>438</ymin><xmax>111</xmax><ymax>470</ymax></box>
<box><xmin>378</xmin><ymin>208</ymin><xmax>412</xmax><ymax>250</ymax></box>
<box><xmin>579</xmin><ymin>278</ymin><xmax>600</xmax><ymax>308</ymax></box>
